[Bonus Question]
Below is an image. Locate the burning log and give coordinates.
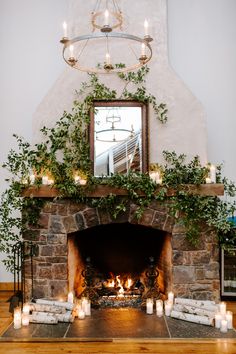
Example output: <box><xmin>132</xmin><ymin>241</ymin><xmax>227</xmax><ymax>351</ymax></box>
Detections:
<box><xmin>35</xmin><ymin>299</ymin><xmax>75</xmax><ymax>311</ymax></box>
<box><xmin>174</xmin><ymin>298</ymin><xmax>218</xmax><ymax>312</ymax></box>
<box><xmin>29</xmin><ymin>303</ymin><xmax>66</xmax><ymax>314</ymax></box>
<box><xmin>173</xmin><ymin>304</ymin><xmax>216</xmax><ymax>318</ymax></box>
<box><xmin>170</xmin><ymin>310</ymin><xmax>214</xmax><ymax>326</ymax></box>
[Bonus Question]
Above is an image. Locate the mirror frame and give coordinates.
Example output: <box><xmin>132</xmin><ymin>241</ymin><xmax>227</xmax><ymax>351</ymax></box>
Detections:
<box><xmin>89</xmin><ymin>100</ymin><xmax>149</xmax><ymax>175</ymax></box>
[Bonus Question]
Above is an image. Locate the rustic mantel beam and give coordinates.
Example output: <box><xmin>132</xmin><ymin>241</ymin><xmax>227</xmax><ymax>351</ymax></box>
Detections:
<box><xmin>21</xmin><ymin>184</ymin><xmax>224</xmax><ymax>198</ymax></box>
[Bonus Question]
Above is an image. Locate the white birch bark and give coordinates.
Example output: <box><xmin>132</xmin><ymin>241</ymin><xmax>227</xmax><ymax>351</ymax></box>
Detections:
<box><xmin>30</xmin><ymin>303</ymin><xmax>66</xmax><ymax>314</ymax></box>
<box><xmin>170</xmin><ymin>310</ymin><xmax>214</xmax><ymax>326</ymax></box>
<box><xmin>29</xmin><ymin>312</ymin><xmax>58</xmax><ymax>324</ymax></box>
<box><xmin>173</xmin><ymin>304</ymin><xmax>216</xmax><ymax>318</ymax></box>
<box><xmin>35</xmin><ymin>299</ymin><xmax>75</xmax><ymax>311</ymax></box>
<box><xmin>174</xmin><ymin>298</ymin><xmax>217</xmax><ymax>312</ymax></box>
<box><xmin>56</xmin><ymin>311</ymin><xmax>74</xmax><ymax>323</ymax></box>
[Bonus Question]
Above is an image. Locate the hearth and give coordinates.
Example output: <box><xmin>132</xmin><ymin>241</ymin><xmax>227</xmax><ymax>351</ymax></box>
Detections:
<box><xmin>23</xmin><ymin>199</ymin><xmax>220</xmax><ymax>303</ymax></box>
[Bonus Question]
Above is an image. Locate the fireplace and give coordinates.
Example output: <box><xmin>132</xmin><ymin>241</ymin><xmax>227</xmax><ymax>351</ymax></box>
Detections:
<box><xmin>23</xmin><ymin>198</ymin><xmax>220</xmax><ymax>303</ymax></box>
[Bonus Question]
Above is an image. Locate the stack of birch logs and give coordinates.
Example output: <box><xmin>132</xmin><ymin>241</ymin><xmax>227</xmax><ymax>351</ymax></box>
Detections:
<box><xmin>28</xmin><ymin>299</ymin><xmax>76</xmax><ymax>324</ymax></box>
<box><xmin>170</xmin><ymin>298</ymin><xmax>218</xmax><ymax>326</ymax></box>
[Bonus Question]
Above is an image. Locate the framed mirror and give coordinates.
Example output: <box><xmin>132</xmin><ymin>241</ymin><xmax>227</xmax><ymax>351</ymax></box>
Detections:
<box><xmin>90</xmin><ymin>101</ymin><xmax>148</xmax><ymax>176</ymax></box>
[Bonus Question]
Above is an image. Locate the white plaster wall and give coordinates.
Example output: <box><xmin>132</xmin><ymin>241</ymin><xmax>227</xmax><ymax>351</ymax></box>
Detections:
<box><xmin>0</xmin><ymin>0</ymin><xmax>236</xmax><ymax>280</ymax></box>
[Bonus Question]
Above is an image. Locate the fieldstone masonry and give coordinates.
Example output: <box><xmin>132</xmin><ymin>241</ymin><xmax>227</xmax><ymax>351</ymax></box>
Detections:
<box><xmin>23</xmin><ymin>199</ymin><xmax>220</xmax><ymax>301</ymax></box>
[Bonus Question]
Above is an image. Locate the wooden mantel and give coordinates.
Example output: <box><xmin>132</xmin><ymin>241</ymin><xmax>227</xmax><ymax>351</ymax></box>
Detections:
<box><xmin>21</xmin><ymin>184</ymin><xmax>224</xmax><ymax>198</ymax></box>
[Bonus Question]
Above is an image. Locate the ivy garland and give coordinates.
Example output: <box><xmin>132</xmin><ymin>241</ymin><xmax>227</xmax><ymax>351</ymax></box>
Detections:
<box><xmin>0</xmin><ymin>66</ymin><xmax>236</xmax><ymax>271</ymax></box>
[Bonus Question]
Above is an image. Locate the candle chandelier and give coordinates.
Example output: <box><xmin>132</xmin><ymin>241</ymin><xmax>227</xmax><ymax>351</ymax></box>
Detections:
<box><xmin>96</xmin><ymin>113</ymin><xmax>135</xmax><ymax>142</ymax></box>
<box><xmin>60</xmin><ymin>0</ymin><xmax>153</xmax><ymax>74</ymax></box>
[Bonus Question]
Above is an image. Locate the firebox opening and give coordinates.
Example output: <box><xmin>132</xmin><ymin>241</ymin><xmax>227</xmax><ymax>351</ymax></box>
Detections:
<box><xmin>68</xmin><ymin>222</ymin><xmax>172</xmax><ymax>301</ymax></box>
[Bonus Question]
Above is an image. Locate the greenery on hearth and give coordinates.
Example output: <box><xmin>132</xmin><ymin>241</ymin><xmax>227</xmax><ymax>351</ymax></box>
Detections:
<box><xmin>1</xmin><ymin>67</ymin><xmax>236</xmax><ymax>270</ymax></box>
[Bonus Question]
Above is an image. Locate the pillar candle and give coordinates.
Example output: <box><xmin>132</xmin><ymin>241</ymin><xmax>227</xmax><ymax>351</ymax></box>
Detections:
<box><xmin>220</xmin><ymin>319</ymin><xmax>228</xmax><ymax>333</ymax></box>
<box><xmin>164</xmin><ymin>300</ymin><xmax>172</xmax><ymax>317</ymax></box>
<box><xmin>13</xmin><ymin>307</ymin><xmax>22</xmax><ymax>329</ymax></box>
<box><xmin>219</xmin><ymin>302</ymin><xmax>226</xmax><ymax>315</ymax></box>
<box><xmin>78</xmin><ymin>309</ymin><xmax>85</xmax><ymax>319</ymax></box>
<box><xmin>85</xmin><ymin>299</ymin><xmax>91</xmax><ymax>316</ymax></box>
<box><xmin>210</xmin><ymin>164</ymin><xmax>216</xmax><ymax>183</ymax></box>
<box><xmin>156</xmin><ymin>305</ymin><xmax>163</xmax><ymax>317</ymax></box>
<box><xmin>23</xmin><ymin>302</ymin><xmax>30</xmax><ymax>315</ymax></box>
<box><xmin>226</xmin><ymin>311</ymin><xmax>233</xmax><ymax>329</ymax></box>
<box><xmin>168</xmin><ymin>291</ymin><xmax>174</xmax><ymax>304</ymax></box>
<box><xmin>67</xmin><ymin>292</ymin><xmax>74</xmax><ymax>304</ymax></box>
<box><xmin>81</xmin><ymin>297</ymin><xmax>88</xmax><ymax>312</ymax></box>
<box><xmin>22</xmin><ymin>313</ymin><xmax>29</xmax><ymax>326</ymax></box>
<box><xmin>215</xmin><ymin>312</ymin><xmax>222</xmax><ymax>329</ymax></box>
<box><xmin>42</xmin><ymin>176</ymin><xmax>49</xmax><ymax>185</ymax></box>
<box><xmin>205</xmin><ymin>177</ymin><xmax>212</xmax><ymax>184</ymax></box>
<box><xmin>146</xmin><ymin>298</ymin><xmax>153</xmax><ymax>314</ymax></box>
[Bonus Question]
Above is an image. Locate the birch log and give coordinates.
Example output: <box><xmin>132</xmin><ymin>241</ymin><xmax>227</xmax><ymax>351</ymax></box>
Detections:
<box><xmin>174</xmin><ymin>298</ymin><xmax>217</xmax><ymax>312</ymax></box>
<box><xmin>170</xmin><ymin>310</ymin><xmax>214</xmax><ymax>326</ymax></box>
<box><xmin>173</xmin><ymin>304</ymin><xmax>216</xmax><ymax>318</ymax></box>
<box><xmin>29</xmin><ymin>312</ymin><xmax>58</xmax><ymax>324</ymax></box>
<box><xmin>56</xmin><ymin>311</ymin><xmax>74</xmax><ymax>323</ymax></box>
<box><xmin>30</xmin><ymin>303</ymin><xmax>66</xmax><ymax>314</ymax></box>
<box><xmin>35</xmin><ymin>299</ymin><xmax>74</xmax><ymax>311</ymax></box>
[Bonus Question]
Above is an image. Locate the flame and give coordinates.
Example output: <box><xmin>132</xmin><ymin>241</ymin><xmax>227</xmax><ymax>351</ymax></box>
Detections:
<box><xmin>107</xmin><ymin>279</ymin><xmax>115</xmax><ymax>287</ymax></box>
<box><xmin>116</xmin><ymin>275</ymin><xmax>124</xmax><ymax>297</ymax></box>
<box><xmin>126</xmin><ymin>277</ymin><xmax>132</xmax><ymax>289</ymax></box>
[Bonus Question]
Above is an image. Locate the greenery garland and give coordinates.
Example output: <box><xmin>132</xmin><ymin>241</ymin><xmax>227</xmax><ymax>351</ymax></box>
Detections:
<box><xmin>0</xmin><ymin>66</ymin><xmax>236</xmax><ymax>271</ymax></box>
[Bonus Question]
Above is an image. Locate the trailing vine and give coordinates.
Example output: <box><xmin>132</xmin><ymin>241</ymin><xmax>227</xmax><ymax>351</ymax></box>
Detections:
<box><xmin>0</xmin><ymin>67</ymin><xmax>236</xmax><ymax>271</ymax></box>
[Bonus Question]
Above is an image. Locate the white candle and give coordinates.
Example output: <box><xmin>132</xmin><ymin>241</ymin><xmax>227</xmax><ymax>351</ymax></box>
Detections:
<box><xmin>79</xmin><ymin>179</ymin><xmax>87</xmax><ymax>185</ymax></box>
<box><xmin>74</xmin><ymin>175</ymin><xmax>80</xmax><ymax>184</ymax></box>
<box><xmin>156</xmin><ymin>306</ymin><xmax>163</xmax><ymax>317</ymax></box>
<box><xmin>210</xmin><ymin>164</ymin><xmax>216</xmax><ymax>183</ymax></box>
<box><xmin>85</xmin><ymin>299</ymin><xmax>91</xmax><ymax>316</ymax></box>
<box><xmin>156</xmin><ymin>299</ymin><xmax>163</xmax><ymax>309</ymax></box>
<box><xmin>105</xmin><ymin>52</ymin><xmax>111</xmax><ymax>65</ymax></box>
<box><xmin>141</xmin><ymin>43</ymin><xmax>146</xmax><ymax>56</ymax></box>
<box><xmin>78</xmin><ymin>309</ymin><xmax>85</xmax><ymax>319</ymax></box>
<box><xmin>220</xmin><ymin>319</ymin><xmax>228</xmax><ymax>333</ymax></box>
<box><xmin>215</xmin><ymin>312</ymin><xmax>222</xmax><ymax>329</ymax></box>
<box><xmin>164</xmin><ymin>300</ymin><xmax>172</xmax><ymax>316</ymax></box>
<box><xmin>23</xmin><ymin>302</ymin><xmax>30</xmax><ymax>315</ymax></box>
<box><xmin>69</xmin><ymin>44</ymin><xmax>74</xmax><ymax>58</ymax></box>
<box><xmin>67</xmin><ymin>292</ymin><xmax>74</xmax><ymax>304</ymax></box>
<box><xmin>14</xmin><ymin>307</ymin><xmax>22</xmax><ymax>329</ymax></box>
<box><xmin>205</xmin><ymin>177</ymin><xmax>211</xmax><ymax>184</ymax></box>
<box><xmin>29</xmin><ymin>174</ymin><xmax>35</xmax><ymax>185</ymax></box>
<box><xmin>104</xmin><ymin>9</ymin><xmax>109</xmax><ymax>26</ymax></box>
<box><xmin>81</xmin><ymin>297</ymin><xmax>88</xmax><ymax>312</ymax></box>
<box><xmin>219</xmin><ymin>302</ymin><xmax>226</xmax><ymax>315</ymax></box>
<box><xmin>144</xmin><ymin>19</ymin><xmax>149</xmax><ymax>36</ymax></box>
<box><xmin>47</xmin><ymin>179</ymin><xmax>54</xmax><ymax>185</ymax></box>
<box><xmin>146</xmin><ymin>298</ymin><xmax>153</xmax><ymax>314</ymax></box>
<box><xmin>168</xmin><ymin>291</ymin><xmax>174</xmax><ymax>304</ymax></box>
<box><xmin>42</xmin><ymin>176</ymin><xmax>49</xmax><ymax>185</ymax></box>
<box><xmin>22</xmin><ymin>313</ymin><xmax>29</xmax><ymax>326</ymax></box>
<box><xmin>63</xmin><ymin>21</ymin><xmax>67</xmax><ymax>38</ymax></box>
<box><xmin>226</xmin><ymin>311</ymin><xmax>233</xmax><ymax>329</ymax></box>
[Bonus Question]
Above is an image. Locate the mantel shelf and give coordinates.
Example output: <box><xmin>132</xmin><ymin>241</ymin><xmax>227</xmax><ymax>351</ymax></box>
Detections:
<box><xmin>21</xmin><ymin>183</ymin><xmax>224</xmax><ymax>198</ymax></box>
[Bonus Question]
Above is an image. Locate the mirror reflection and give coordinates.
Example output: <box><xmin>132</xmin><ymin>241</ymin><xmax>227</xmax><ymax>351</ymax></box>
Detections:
<box><xmin>94</xmin><ymin>106</ymin><xmax>142</xmax><ymax>176</ymax></box>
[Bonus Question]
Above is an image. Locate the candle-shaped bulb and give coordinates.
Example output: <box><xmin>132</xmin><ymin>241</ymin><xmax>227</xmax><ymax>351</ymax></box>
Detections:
<box><xmin>69</xmin><ymin>44</ymin><xmax>74</xmax><ymax>58</ymax></box>
<box><xmin>63</xmin><ymin>21</ymin><xmax>67</xmax><ymax>38</ymax></box>
<box><xmin>141</xmin><ymin>43</ymin><xmax>146</xmax><ymax>56</ymax></box>
<box><xmin>105</xmin><ymin>52</ymin><xmax>111</xmax><ymax>65</ymax></box>
<box><xmin>104</xmin><ymin>9</ymin><xmax>109</xmax><ymax>26</ymax></box>
<box><xmin>144</xmin><ymin>19</ymin><xmax>149</xmax><ymax>36</ymax></box>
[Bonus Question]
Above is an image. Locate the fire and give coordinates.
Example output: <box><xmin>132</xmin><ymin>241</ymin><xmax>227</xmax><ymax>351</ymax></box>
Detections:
<box><xmin>116</xmin><ymin>275</ymin><xmax>124</xmax><ymax>297</ymax></box>
<box><xmin>126</xmin><ymin>277</ymin><xmax>132</xmax><ymax>289</ymax></box>
<box><xmin>107</xmin><ymin>279</ymin><xmax>115</xmax><ymax>287</ymax></box>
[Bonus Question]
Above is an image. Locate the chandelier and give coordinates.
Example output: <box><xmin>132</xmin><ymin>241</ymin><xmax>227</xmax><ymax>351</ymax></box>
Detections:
<box><xmin>60</xmin><ymin>0</ymin><xmax>153</xmax><ymax>74</ymax></box>
<box><xmin>96</xmin><ymin>113</ymin><xmax>135</xmax><ymax>142</ymax></box>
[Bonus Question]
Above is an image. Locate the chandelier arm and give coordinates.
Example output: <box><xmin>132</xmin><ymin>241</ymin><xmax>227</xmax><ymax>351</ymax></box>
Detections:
<box><xmin>62</xmin><ymin>32</ymin><xmax>152</xmax><ymax>74</ymax></box>
<box><xmin>77</xmin><ymin>38</ymin><xmax>90</xmax><ymax>61</ymax></box>
<box><xmin>128</xmin><ymin>42</ymin><xmax>140</xmax><ymax>61</ymax></box>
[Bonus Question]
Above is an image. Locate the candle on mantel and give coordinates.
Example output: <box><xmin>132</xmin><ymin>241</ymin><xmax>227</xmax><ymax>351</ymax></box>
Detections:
<box><xmin>146</xmin><ymin>298</ymin><xmax>154</xmax><ymax>315</ymax></box>
<box><xmin>210</xmin><ymin>164</ymin><xmax>216</xmax><ymax>183</ymax></box>
<box><xmin>205</xmin><ymin>177</ymin><xmax>212</xmax><ymax>184</ymax></box>
<box><xmin>67</xmin><ymin>292</ymin><xmax>74</xmax><ymax>304</ymax></box>
<box><xmin>164</xmin><ymin>300</ymin><xmax>172</xmax><ymax>317</ymax></box>
<box><xmin>13</xmin><ymin>307</ymin><xmax>22</xmax><ymax>329</ymax></box>
<box><xmin>42</xmin><ymin>176</ymin><xmax>49</xmax><ymax>185</ymax></box>
<box><xmin>168</xmin><ymin>291</ymin><xmax>174</xmax><ymax>305</ymax></box>
<box><xmin>226</xmin><ymin>311</ymin><xmax>233</xmax><ymax>329</ymax></box>
<box><xmin>29</xmin><ymin>173</ymin><xmax>35</xmax><ymax>185</ymax></box>
<box><xmin>74</xmin><ymin>175</ymin><xmax>80</xmax><ymax>184</ymax></box>
<box><xmin>219</xmin><ymin>301</ymin><xmax>226</xmax><ymax>316</ymax></box>
<box><xmin>215</xmin><ymin>312</ymin><xmax>222</xmax><ymax>329</ymax></box>
<box><xmin>220</xmin><ymin>319</ymin><xmax>228</xmax><ymax>333</ymax></box>
<box><xmin>79</xmin><ymin>179</ymin><xmax>87</xmax><ymax>185</ymax></box>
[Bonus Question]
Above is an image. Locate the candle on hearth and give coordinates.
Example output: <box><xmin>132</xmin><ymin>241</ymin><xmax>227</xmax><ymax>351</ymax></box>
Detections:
<box><xmin>67</xmin><ymin>292</ymin><xmax>74</xmax><ymax>304</ymax></box>
<box><xmin>81</xmin><ymin>297</ymin><xmax>88</xmax><ymax>312</ymax></box>
<box><xmin>209</xmin><ymin>164</ymin><xmax>216</xmax><ymax>183</ymax></box>
<box><xmin>220</xmin><ymin>319</ymin><xmax>228</xmax><ymax>333</ymax></box>
<box><xmin>23</xmin><ymin>302</ymin><xmax>30</xmax><ymax>315</ymax></box>
<box><xmin>13</xmin><ymin>307</ymin><xmax>22</xmax><ymax>329</ymax></box>
<box><xmin>164</xmin><ymin>300</ymin><xmax>172</xmax><ymax>317</ymax></box>
<box><xmin>85</xmin><ymin>299</ymin><xmax>91</xmax><ymax>316</ymax></box>
<box><xmin>156</xmin><ymin>299</ymin><xmax>163</xmax><ymax>309</ymax></box>
<box><xmin>226</xmin><ymin>311</ymin><xmax>233</xmax><ymax>329</ymax></box>
<box><xmin>219</xmin><ymin>301</ymin><xmax>226</xmax><ymax>315</ymax></box>
<box><xmin>78</xmin><ymin>309</ymin><xmax>85</xmax><ymax>319</ymax></box>
<box><xmin>156</xmin><ymin>305</ymin><xmax>163</xmax><ymax>317</ymax></box>
<box><xmin>215</xmin><ymin>312</ymin><xmax>222</xmax><ymax>329</ymax></box>
<box><xmin>146</xmin><ymin>298</ymin><xmax>154</xmax><ymax>314</ymax></box>
<box><xmin>168</xmin><ymin>291</ymin><xmax>174</xmax><ymax>304</ymax></box>
<box><xmin>22</xmin><ymin>313</ymin><xmax>29</xmax><ymax>326</ymax></box>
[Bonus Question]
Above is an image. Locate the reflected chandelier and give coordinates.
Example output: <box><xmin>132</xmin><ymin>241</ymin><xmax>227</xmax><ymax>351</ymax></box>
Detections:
<box><xmin>60</xmin><ymin>0</ymin><xmax>153</xmax><ymax>74</ymax></box>
<box><xmin>96</xmin><ymin>113</ymin><xmax>135</xmax><ymax>142</ymax></box>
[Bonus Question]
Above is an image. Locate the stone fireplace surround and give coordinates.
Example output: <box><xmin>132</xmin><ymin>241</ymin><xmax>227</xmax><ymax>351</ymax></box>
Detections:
<box><xmin>23</xmin><ymin>197</ymin><xmax>220</xmax><ymax>302</ymax></box>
